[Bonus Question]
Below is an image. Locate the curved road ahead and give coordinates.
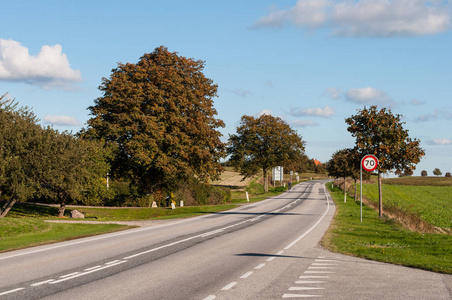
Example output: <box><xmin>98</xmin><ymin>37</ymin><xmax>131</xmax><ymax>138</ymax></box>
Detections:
<box><xmin>0</xmin><ymin>180</ymin><xmax>450</xmax><ymax>299</ymax></box>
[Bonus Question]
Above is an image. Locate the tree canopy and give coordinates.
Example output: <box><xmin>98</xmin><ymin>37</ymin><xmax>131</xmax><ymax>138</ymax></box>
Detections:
<box><xmin>433</xmin><ymin>168</ymin><xmax>442</xmax><ymax>177</ymax></box>
<box><xmin>346</xmin><ymin>106</ymin><xmax>425</xmax><ymax>217</ymax></box>
<box><xmin>83</xmin><ymin>46</ymin><xmax>226</xmax><ymax>195</ymax></box>
<box><xmin>326</xmin><ymin>147</ymin><xmax>370</xmax><ymax>199</ymax></box>
<box><xmin>227</xmin><ymin>114</ymin><xmax>305</xmax><ymax>192</ymax></box>
<box><xmin>0</xmin><ymin>95</ymin><xmax>110</xmax><ymax>217</ymax></box>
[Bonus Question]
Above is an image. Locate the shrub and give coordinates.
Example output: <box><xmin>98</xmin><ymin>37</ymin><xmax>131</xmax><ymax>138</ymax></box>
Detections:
<box><xmin>421</xmin><ymin>170</ymin><xmax>428</xmax><ymax>177</ymax></box>
<box><xmin>172</xmin><ymin>177</ymin><xmax>231</xmax><ymax>206</ymax></box>
<box><xmin>446</xmin><ymin>172</ymin><xmax>451</xmax><ymax>178</ymax></box>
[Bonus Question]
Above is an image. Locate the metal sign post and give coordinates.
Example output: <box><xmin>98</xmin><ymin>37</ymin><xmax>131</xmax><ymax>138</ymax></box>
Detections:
<box><xmin>360</xmin><ymin>155</ymin><xmax>378</xmax><ymax>222</ymax></box>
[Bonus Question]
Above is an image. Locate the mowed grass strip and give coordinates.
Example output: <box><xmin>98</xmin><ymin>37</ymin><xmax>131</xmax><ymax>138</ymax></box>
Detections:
<box><xmin>0</xmin><ymin>218</ymin><xmax>127</xmax><ymax>253</ymax></box>
<box><xmin>79</xmin><ymin>204</ymin><xmax>238</xmax><ymax>221</ymax></box>
<box><xmin>322</xmin><ymin>183</ymin><xmax>452</xmax><ymax>274</ymax></box>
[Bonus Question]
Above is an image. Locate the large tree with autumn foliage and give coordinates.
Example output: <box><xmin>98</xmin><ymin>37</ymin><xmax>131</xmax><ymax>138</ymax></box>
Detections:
<box><xmin>227</xmin><ymin>114</ymin><xmax>305</xmax><ymax>192</ymax></box>
<box><xmin>83</xmin><ymin>46</ymin><xmax>226</xmax><ymax>196</ymax></box>
<box><xmin>346</xmin><ymin>106</ymin><xmax>425</xmax><ymax>217</ymax></box>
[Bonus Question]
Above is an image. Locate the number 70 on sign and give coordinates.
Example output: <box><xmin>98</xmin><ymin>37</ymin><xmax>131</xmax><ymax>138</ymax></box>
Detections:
<box><xmin>360</xmin><ymin>154</ymin><xmax>378</xmax><ymax>223</ymax></box>
<box><xmin>362</xmin><ymin>155</ymin><xmax>378</xmax><ymax>172</ymax></box>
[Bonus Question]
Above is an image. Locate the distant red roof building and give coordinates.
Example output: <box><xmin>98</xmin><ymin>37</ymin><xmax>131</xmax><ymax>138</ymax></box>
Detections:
<box><xmin>313</xmin><ymin>159</ymin><xmax>321</xmax><ymax>166</ymax></box>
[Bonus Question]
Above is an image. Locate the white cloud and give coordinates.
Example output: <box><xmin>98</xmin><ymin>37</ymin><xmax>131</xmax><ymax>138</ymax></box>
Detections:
<box><xmin>344</xmin><ymin>87</ymin><xmax>396</xmax><ymax>106</ymax></box>
<box><xmin>324</xmin><ymin>87</ymin><xmax>342</xmax><ymax>99</ymax></box>
<box><xmin>426</xmin><ymin>138</ymin><xmax>452</xmax><ymax>145</ymax></box>
<box><xmin>257</xmin><ymin>109</ymin><xmax>273</xmax><ymax>117</ymax></box>
<box><xmin>43</xmin><ymin>115</ymin><xmax>81</xmax><ymax>126</ymax></box>
<box><xmin>255</xmin><ymin>0</ymin><xmax>451</xmax><ymax>37</ymax></box>
<box><xmin>0</xmin><ymin>39</ymin><xmax>82</xmax><ymax>89</ymax></box>
<box><xmin>289</xmin><ymin>119</ymin><xmax>318</xmax><ymax>127</ymax></box>
<box><xmin>289</xmin><ymin>105</ymin><xmax>335</xmax><ymax>118</ymax></box>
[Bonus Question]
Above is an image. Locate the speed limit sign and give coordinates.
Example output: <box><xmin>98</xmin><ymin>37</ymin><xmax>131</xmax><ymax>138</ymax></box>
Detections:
<box><xmin>362</xmin><ymin>155</ymin><xmax>378</xmax><ymax>172</ymax></box>
<box><xmin>360</xmin><ymin>154</ymin><xmax>379</xmax><ymax>223</ymax></box>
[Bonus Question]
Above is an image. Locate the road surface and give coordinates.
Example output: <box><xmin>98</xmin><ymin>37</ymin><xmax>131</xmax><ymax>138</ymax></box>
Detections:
<box><xmin>0</xmin><ymin>180</ymin><xmax>450</xmax><ymax>299</ymax></box>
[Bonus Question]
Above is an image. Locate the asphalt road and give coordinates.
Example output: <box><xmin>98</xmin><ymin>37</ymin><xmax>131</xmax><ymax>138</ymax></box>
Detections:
<box><xmin>0</xmin><ymin>180</ymin><xmax>450</xmax><ymax>299</ymax></box>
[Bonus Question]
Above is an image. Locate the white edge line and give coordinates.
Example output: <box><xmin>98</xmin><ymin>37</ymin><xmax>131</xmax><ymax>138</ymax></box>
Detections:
<box><xmin>0</xmin><ymin>288</ymin><xmax>25</xmax><ymax>296</ymax></box>
<box><xmin>284</xmin><ymin>184</ymin><xmax>330</xmax><ymax>250</ymax></box>
<box><xmin>31</xmin><ymin>279</ymin><xmax>55</xmax><ymax>287</ymax></box>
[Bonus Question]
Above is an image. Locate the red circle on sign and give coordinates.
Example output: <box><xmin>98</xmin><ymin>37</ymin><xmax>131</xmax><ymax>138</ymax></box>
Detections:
<box><xmin>362</xmin><ymin>155</ymin><xmax>378</xmax><ymax>172</ymax></box>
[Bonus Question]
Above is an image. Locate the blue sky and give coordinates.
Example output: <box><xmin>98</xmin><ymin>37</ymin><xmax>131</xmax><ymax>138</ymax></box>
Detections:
<box><xmin>1</xmin><ymin>0</ymin><xmax>451</xmax><ymax>176</ymax></box>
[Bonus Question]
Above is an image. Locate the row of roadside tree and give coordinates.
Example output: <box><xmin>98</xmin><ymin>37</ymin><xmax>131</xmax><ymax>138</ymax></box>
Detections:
<box><xmin>1</xmin><ymin>46</ymin><xmax>309</xmax><ymax>217</ymax></box>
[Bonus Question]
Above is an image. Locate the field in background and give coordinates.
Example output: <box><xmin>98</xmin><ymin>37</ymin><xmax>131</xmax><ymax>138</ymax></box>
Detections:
<box><xmin>383</xmin><ymin>176</ymin><xmax>452</xmax><ymax>186</ymax></box>
<box><xmin>336</xmin><ymin>176</ymin><xmax>452</xmax><ymax>232</ymax></box>
<box><xmin>363</xmin><ymin>183</ymin><xmax>452</xmax><ymax>230</ymax></box>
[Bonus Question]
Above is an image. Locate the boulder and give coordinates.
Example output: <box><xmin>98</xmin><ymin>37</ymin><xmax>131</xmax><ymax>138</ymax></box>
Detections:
<box><xmin>71</xmin><ymin>209</ymin><xmax>85</xmax><ymax>219</ymax></box>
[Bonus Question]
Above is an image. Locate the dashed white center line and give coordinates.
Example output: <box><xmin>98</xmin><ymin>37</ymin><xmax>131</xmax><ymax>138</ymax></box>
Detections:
<box><xmin>202</xmin><ymin>295</ymin><xmax>216</xmax><ymax>300</ymax></box>
<box><xmin>240</xmin><ymin>271</ymin><xmax>253</xmax><ymax>279</ymax></box>
<box><xmin>221</xmin><ymin>282</ymin><xmax>237</xmax><ymax>291</ymax></box>
<box><xmin>50</xmin><ymin>260</ymin><xmax>127</xmax><ymax>284</ymax></box>
<box><xmin>30</xmin><ymin>280</ymin><xmax>55</xmax><ymax>287</ymax></box>
<box><xmin>59</xmin><ymin>272</ymin><xmax>80</xmax><ymax>278</ymax></box>
<box><xmin>85</xmin><ymin>265</ymin><xmax>102</xmax><ymax>271</ymax></box>
<box><xmin>266</xmin><ymin>256</ymin><xmax>276</xmax><ymax>262</ymax></box>
<box><xmin>255</xmin><ymin>263</ymin><xmax>266</xmax><ymax>269</ymax></box>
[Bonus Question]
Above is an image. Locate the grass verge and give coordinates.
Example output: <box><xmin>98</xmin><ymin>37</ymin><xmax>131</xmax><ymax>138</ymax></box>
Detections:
<box><xmin>1</xmin><ymin>203</ymin><xmax>238</xmax><ymax>253</ymax></box>
<box><xmin>0</xmin><ymin>218</ymin><xmax>126</xmax><ymax>253</ymax></box>
<box><xmin>322</xmin><ymin>183</ymin><xmax>452</xmax><ymax>274</ymax></box>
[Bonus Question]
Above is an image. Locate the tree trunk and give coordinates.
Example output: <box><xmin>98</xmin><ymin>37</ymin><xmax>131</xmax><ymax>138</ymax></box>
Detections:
<box><xmin>0</xmin><ymin>198</ymin><xmax>17</xmax><ymax>218</ymax></box>
<box><xmin>58</xmin><ymin>201</ymin><xmax>66</xmax><ymax>218</ymax></box>
<box><xmin>378</xmin><ymin>171</ymin><xmax>383</xmax><ymax>217</ymax></box>
<box><xmin>263</xmin><ymin>168</ymin><xmax>268</xmax><ymax>192</ymax></box>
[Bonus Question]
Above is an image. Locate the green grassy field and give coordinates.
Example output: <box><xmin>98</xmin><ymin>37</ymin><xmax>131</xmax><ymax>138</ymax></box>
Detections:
<box><xmin>361</xmin><ymin>177</ymin><xmax>452</xmax><ymax>230</ymax></box>
<box><xmin>363</xmin><ymin>184</ymin><xmax>452</xmax><ymax>229</ymax></box>
<box><xmin>322</xmin><ymin>183</ymin><xmax>452</xmax><ymax>274</ymax></box>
